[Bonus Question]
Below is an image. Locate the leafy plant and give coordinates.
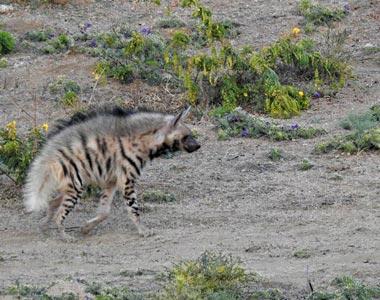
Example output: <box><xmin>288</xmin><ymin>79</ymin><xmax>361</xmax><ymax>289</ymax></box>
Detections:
<box><xmin>0</xmin><ymin>30</ymin><xmax>15</xmax><ymax>54</ymax></box>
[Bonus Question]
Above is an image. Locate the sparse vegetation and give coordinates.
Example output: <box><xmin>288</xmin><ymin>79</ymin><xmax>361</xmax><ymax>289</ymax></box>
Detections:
<box><xmin>309</xmin><ymin>276</ymin><xmax>380</xmax><ymax>300</ymax></box>
<box><xmin>142</xmin><ymin>191</ymin><xmax>176</xmax><ymax>203</ymax></box>
<box><xmin>214</xmin><ymin>109</ymin><xmax>326</xmax><ymax>141</ymax></box>
<box><xmin>298</xmin><ymin>0</ymin><xmax>348</xmax><ymax>33</ymax></box>
<box><xmin>315</xmin><ymin>104</ymin><xmax>380</xmax><ymax>154</ymax></box>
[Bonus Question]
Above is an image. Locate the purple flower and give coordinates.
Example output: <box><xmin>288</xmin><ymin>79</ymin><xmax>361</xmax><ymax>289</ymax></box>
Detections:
<box><xmin>123</xmin><ymin>32</ymin><xmax>130</xmax><ymax>38</ymax></box>
<box><xmin>290</xmin><ymin>124</ymin><xmax>299</xmax><ymax>130</ymax></box>
<box><xmin>49</xmin><ymin>33</ymin><xmax>56</xmax><ymax>38</ymax></box>
<box><xmin>188</xmin><ymin>50</ymin><xmax>194</xmax><ymax>57</ymax></box>
<box><xmin>86</xmin><ymin>23</ymin><xmax>92</xmax><ymax>29</ymax></box>
<box><xmin>265</xmin><ymin>121</ymin><xmax>270</xmax><ymax>126</ymax></box>
<box><xmin>312</xmin><ymin>91</ymin><xmax>321</xmax><ymax>98</ymax></box>
<box><xmin>230</xmin><ymin>115</ymin><xmax>238</xmax><ymax>122</ymax></box>
<box><xmin>139</xmin><ymin>28</ymin><xmax>152</xmax><ymax>35</ymax></box>
<box><xmin>242</xmin><ymin>128</ymin><xmax>248</xmax><ymax>137</ymax></box>
<box><xmin>89</xmin><ymin>40</ymin><xmax>98</xmax><ymax>47</ymax></box>
<box><xmin>343</xmin><ymin>4</ymin><xmax>349</xmax><ymax>11</ymax></box>
<box><xmin>85</xmin><ymin>294</ymin><xmax>92</xmax><ymax>300</ymax></box>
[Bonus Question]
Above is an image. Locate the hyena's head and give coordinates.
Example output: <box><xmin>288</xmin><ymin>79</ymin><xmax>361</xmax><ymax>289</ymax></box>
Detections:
<box><xmin>158</xmin><ymin>107</ymin><xmax>201</xmax><ymax>154</ymax></box>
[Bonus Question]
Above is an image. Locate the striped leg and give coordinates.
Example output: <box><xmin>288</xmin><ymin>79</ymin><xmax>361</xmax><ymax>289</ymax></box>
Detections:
<box><xmin>81</xmin><ymin>184</ymin><xmax>117</xmax><ymax>235</ymax></box>
<box><xmin>123</xmin><ymin>179</ymin><xmax>151</xmax><ymax>237</ymax></box>
<box><xmin>55</xmin><ymin>187</ymin><xmax>83</xmax><ymax>242</ymax></box>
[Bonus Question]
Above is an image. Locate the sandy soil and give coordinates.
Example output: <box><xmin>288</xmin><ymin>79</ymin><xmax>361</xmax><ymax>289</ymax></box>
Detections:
<box><xmin>1</xmin><ymin>0</ymin><xmax>380</xmax><ymax>298</ymax></box>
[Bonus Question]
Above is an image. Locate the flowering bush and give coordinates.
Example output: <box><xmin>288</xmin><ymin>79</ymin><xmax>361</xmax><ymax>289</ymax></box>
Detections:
<box><xmin>0</xmin><ymin>121</ymin><xmax>47</xmax><ymax>184</ymax></box>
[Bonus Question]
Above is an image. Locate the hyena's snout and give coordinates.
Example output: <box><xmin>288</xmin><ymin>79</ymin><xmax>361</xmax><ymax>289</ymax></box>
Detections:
<box><xmin>183</xmin><ymin>135</ymin><xmax>201</xmax><ymax>153</ymax></box>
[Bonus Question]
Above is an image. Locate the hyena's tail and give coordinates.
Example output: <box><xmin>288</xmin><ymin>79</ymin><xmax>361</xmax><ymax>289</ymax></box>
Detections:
<box><xmin>24</xmin><ymin>156</ymin><xmax>57</xmax><ymax>212</ymax></box>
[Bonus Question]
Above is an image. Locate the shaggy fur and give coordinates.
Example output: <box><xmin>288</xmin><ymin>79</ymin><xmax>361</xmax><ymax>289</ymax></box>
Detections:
<box><xmin>24</xmin><ymin>106</ymin><xmax>200</xmax><ymax>242</ymax></box>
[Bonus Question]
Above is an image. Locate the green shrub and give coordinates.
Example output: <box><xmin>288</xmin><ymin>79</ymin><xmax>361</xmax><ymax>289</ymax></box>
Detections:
<box><xmin>0</xmin><ymin>31</ymin><xmax>15</xmax><ymax>54</ymax></box>
<box><xmin>0</xmin><ymin>121</ymin><xmax>47</xmax><ymax>184</ymax></box>
<box><xmin>159</xmin><ymin>251</ymin><xmax>250</xmax><ymax>300</ymax></box>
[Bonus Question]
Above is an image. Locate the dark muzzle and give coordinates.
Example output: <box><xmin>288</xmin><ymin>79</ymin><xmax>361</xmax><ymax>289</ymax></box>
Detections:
<box><xmin>183</xmin><ymin>135</ymin><xmax>201</xmax><ymax>153</ymax></box>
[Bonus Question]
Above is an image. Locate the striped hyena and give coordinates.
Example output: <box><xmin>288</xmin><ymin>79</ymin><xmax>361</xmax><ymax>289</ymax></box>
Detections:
<box><xmin>24</xmin><ymin>106</ymin><xmax>200</xmax><ymax>242</ymax></box>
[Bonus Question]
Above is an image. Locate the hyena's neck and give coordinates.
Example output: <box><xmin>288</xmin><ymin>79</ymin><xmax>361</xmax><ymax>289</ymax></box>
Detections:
<box><xmin>134</xmin><ymin>134</ymin><xmax>170</xmax><ymax>162</ymax></box>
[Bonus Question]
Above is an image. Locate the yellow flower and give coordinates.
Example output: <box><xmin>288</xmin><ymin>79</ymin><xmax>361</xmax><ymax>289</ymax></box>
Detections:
<box><xmin>42</xmin><ymin>123</ymin><xmax>49</xmax><ymax>131</ymax></box>
<box><xmin>243</xmin><ymin>92</ymin><xmax>248</xmax><ymax>97</ymax></box>
<box><xmin>298</xmin><ymin>91</ymin><xmax>304</xmax><ymax>97</ymax></box>
<box><xmin>292</xmin><ymin>27</ymin><xmax>301</xmax><ymax>38</ymax></box>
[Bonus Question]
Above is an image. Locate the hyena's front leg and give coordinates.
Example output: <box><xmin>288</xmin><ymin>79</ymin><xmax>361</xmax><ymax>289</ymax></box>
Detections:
<box><xmin>81</xmin><ymin>184</ymin><xmax>117</xmax><ymax>235</ymax></box>
<box><xmin>55</xmin><ymin>187</ymin><xmax>83</xmax><ymax>242</ymax></box>
<box><xmin>123</xmin><ymin>179</ymin><xmax>152</xmax><ymax>237</ymax></box>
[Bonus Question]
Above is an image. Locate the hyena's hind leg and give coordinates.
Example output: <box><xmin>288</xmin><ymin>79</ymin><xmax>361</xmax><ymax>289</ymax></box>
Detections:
<box><xmin>40</xmin><ymin>194</ymin><xmax>63</xmax><ymax>232</ymax></box>
<box><xmin>55</xmin><ymin>186</ymin><xmax>84</xmax><ymax>242</ymax></box>
<box><xmin>123</xmin><ymin>179</ymin><xmax>152</xmax><ymax>237</ymax></box>
<box><xmin>81</xmin><ymin>184</ymin><xmax>118</xmax><ymax>235</ymax></box>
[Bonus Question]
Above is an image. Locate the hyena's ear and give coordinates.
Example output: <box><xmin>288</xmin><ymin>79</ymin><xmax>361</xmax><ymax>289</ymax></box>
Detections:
<box><xmin>171</xmin><ymin>106</ymin><xmax>191</xmax><ymax>128</ymax></box>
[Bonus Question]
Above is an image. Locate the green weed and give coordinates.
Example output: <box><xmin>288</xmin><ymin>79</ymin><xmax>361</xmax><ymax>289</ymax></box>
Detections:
<box><xmin>268</xmin><ymin>148</ymin><xmax>284</xmax><ymax>161</ymax></box>
<box><xmin>293</xmin><ymin>250</ymin><xmax>311</xmax><ymax>259</ymax></box>
<box><xmin>298</xmin><ymin>159</ymin><xmax>314</xmax><ymax>170</ymax></box>
<box><xmin>0</xmin><ymin>30</ymin><xmax>15</xmax><ymax>54</ymax></box>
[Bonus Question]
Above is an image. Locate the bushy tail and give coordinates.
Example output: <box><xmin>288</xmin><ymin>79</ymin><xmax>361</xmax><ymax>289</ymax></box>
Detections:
<box><xmin>24</xmin><ymin>157</ymin><xmax>57</xmax><ymax>212</ymax></box>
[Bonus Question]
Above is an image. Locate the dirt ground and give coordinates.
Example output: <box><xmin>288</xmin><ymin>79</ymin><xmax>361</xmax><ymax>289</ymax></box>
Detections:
<box><xmin>1</xmin><ymin>0</ymin><xmax>380</xmax><ymax>298</ymax></box>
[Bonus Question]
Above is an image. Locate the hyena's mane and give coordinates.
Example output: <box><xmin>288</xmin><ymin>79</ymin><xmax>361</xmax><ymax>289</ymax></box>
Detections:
<box><xmin>48</xmin><ymin>106</ymin><xmax>159</xmax><ymax>138</ymax></box>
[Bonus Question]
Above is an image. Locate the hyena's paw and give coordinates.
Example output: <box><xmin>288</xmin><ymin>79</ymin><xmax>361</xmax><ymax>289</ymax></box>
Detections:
<box><xmin>137</xmin><ymin>227</ymin><xmax>154</xmax><ymax>237</ymax></box>
<box><xmin>39</xmin><ymin>222</ymin><xmax>49</xmax><ymax>233</ymax></box>
<box><xmin>60</xmin><ymin>232</ymin><xmax>78</xmax><ymax>243</ymax></box>
<box><xmin>80</xmin><ymin>223</ymin><xmax>95</xmax><ymax>235</ymax></box>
